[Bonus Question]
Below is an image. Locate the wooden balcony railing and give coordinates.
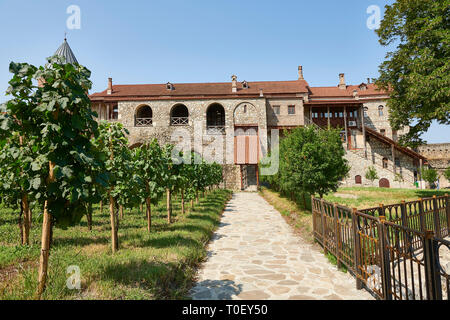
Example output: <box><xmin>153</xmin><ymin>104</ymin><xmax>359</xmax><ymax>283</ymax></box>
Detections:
<box><xmin>207</xmin><ymin>125</ymin><xmax>225</xmax><ymax>135</ymax></box>
<box><xmin>171</xmin><ymin>117</ymin><xmax>189</xmax><ymax>126</ymax></box>
<box><xmin>135</xmin><ymin>117</ymin><xmax>153</xmax><ymax>127</ymax></box>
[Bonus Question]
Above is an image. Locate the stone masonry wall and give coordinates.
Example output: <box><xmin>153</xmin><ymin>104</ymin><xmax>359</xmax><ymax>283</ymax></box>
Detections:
<box><xmin>115</xmin><ymin>98</ymin><xmax>269</xmax><ymax>190</ymax></box>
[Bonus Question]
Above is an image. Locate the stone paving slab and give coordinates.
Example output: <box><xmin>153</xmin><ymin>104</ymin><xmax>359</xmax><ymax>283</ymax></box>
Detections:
<box><xmin>190</xmin><ymin>192</ymin><xmax>374</xmax><ymax>300</ymax></box>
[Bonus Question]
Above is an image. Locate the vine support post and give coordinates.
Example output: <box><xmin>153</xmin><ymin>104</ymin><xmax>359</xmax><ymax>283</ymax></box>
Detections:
<box><xmin>37</xmin><ymin>161</ymin><xmax>55</xmax><ymax>299</ymax></box>
<box><xmin>181</xmin><ymin>189</ymin><xmax>185</xmax><ymax>215</ymax></box>
<box><xmin>166</xmin><ymin>188</ymin><xmax>172</xmax><ymax>224</ymax></box>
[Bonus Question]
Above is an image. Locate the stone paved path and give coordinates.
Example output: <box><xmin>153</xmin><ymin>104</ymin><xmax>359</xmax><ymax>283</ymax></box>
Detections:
<box><xmin>190</xmin><ymin>192</ymin><xmax>374</xmax><ymax>300</ymax></box>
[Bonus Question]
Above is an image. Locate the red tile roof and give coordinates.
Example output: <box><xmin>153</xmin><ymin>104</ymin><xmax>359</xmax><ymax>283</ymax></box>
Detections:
<box><xmin>309</xmin><ymin>83</ymin><xmax>388</xmax><ymax>98</ymax></box>
<box><xmin>90</xmin><ymin>80</ymin><xmax>310</xmax><ymax>100</ymax></box>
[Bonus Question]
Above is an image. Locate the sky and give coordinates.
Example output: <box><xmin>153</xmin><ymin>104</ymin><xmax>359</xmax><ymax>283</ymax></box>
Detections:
<box><xmin>0</xmin><ymin>0</ymin><xmax>448</xmax><ymax>143</ymax></box>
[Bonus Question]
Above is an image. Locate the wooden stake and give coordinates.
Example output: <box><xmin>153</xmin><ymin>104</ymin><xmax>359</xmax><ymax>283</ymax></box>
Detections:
<box><xmin>166</xmin><ymin>188</ymin><xmax>172</xmax><ymax>224</ymax></box>
<box><xmin>181</xmin><ymin>189</ymin><xmax>185</xmax><ymax>215</ymax></box>
<box><xmin>146</xmin><ymin>197</ymin><xmax>152</xmax><ymax>232</ymax></box>
<box><xmin>37</xmin><ymin>161</ymin><xmax>55</xmax><ymax>299</ymax></box>
<box><xmin>21</xmin><ymin>194</ymin><xmax>30</xmax><ymax>245</ymax></box>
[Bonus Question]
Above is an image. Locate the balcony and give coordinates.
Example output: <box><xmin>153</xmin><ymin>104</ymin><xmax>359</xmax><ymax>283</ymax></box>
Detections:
<box><xmin>135</xmin><ymin>117</ymin><xmax>153</xmax><ymax>127</ymax></box>
<box><xmin>171</xmin><ymin>116</ymin><xmax>189</xmax><ymax>126</ymax></box>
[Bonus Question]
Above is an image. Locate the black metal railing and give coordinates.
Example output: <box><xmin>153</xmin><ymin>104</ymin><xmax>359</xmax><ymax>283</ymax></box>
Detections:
<box><xmin>312</xmin><ymin>194</ymin><xmax>450</xmax><ymax>300</ymax></box>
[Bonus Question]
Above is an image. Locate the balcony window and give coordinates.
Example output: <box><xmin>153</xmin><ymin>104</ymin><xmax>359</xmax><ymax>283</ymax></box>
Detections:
<box><xmin>135</xmin><ymin>105</ymin><xmax>153</xmax><ymax>127</ymax></box>
<box><xmin>207</xmin><ymin>103</ymin><xmax>225</xmax><ymax>134</ymax></box>
<box><xmin>170</xmin><ymin>104</ymin><xmax>189</xmax><ymax>126</ymax></box>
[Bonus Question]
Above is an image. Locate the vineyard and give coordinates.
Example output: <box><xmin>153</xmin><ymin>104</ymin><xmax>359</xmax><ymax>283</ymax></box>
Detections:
<box><xmin>0</xmin><ymin>57</ymin><xmax>226</xmax><ymax>299</ymax></box>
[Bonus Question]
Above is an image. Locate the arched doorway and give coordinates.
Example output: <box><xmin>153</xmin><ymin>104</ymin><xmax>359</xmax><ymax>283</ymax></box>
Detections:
<box><xmin>355</xmin><ymin>175</ymin><xmax>362</xmax><ymax>184</ymax></box>
<box><xmin>135</xmin><ymin>105</ymin><xmax>153</xmax><ymax>126</ymax></box>
<box><xmin>206</xmin><ymin>103</ymin><xmax>225</xmax><ymax>134</ymax></box>
<box><xmin>170</xmin><ymin>104</ymin><xmax>189</xmax><ymax>125</ymax></box>
<box><xmin>379</xmin><ymin>178</ymin><xmax>390</xmax><ymax>188</ymax></box>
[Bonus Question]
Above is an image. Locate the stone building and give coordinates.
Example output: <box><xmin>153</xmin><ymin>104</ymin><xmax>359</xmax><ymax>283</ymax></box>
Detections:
<box><xmin>418</xmin><ymin>143</ymin><xmax>450</xmax><ymax>189</ymax></box>
<box><xmin>44</xmin><ymin>37</ymin><xmax>424</xmax><ymax>191</ymax></box>
<box><xmin>89</xmin><ymin>67</ymin><xmax>427</xmax><ymax>190</ymax></box>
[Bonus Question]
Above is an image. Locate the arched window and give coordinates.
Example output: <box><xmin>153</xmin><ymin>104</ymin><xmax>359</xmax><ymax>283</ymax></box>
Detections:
<box><xmin>135</xmin><ymin>105</ymin><xmax>153</xmax><ymax>126</ymax></box>
<box><xmin>382</xmin><ymin>157</ymin><xmax>388</xmax><ymax>169</ymax></box>
<box><xmin>170</xmin><ymin>104</ymin><xmax>189</xmax><ymax>125</ymax></box>
<box><xmin>355</xmin><ymin>175</ymin><xmax>362</xmax><ymax>184</ymax></box>
<box><xmin>207</xmin><ymin>103</ymin><xmax>225</xmax><ymax>134</ymax></box>
<box><xmin>378</xmin><ymin>105</ymin><xmax>384</xmax><ymax>117</ymax></box>
<box><xmin>363</xmin><ymin>107</ymin><xmax>368</xmax><ymax>117</ymax></box>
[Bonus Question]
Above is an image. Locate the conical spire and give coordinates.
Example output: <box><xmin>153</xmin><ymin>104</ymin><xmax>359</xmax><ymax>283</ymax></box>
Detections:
<box><xmin>54</xmin><ymin>37</ymin><xmax>78</xmax><ymax>64</ymax></box>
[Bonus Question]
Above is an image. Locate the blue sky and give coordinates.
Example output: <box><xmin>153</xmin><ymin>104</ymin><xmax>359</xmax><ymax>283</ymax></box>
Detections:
<box><xmin>0</xmin><ymin>0</ymin><xmax>447</xmax><ymax>143</ymax></box>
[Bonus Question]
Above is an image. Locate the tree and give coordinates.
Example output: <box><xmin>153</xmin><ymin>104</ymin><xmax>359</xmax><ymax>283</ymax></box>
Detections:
<box><xmin>93</xmin><ymin>121</ymin><xmax>131</xmax><ymax>252</ymax></box>
<box><xmin>133</xmin><ymin>140</ymin><xmax>165</xmax><ymax>231</ymax></box>
<box><xmin>421</xmin><ymin>167</ymin><xmax>438</xmax><ymax>188</ymax></box>
<box><xmin>1</xmin><ymin>56</ymin><xmax>105</xmax><ymax>298</ymax></box>
<box><xmin>261</xmin><ymin>126</ymin><xmax>349</xmax><ymax>207</ymax></box>
<box><xmin>375</xmin><ymin>0</ymin><xmax>449</xmax><ymax>147</ymax></box>
<box><xmin>365</xmin><ymin>166</ymin><xmax>379</xmax><ymax>186</ymax></box>
<box><xmin>444</xmin><ymin>167</ymin><xmax>450</xmax><ymax>182</ymax></box>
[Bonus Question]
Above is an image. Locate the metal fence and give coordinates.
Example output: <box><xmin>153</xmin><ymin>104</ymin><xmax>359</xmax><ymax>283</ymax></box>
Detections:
<box><xmin>311</xmin><ymin>194</ymin><xmax>450</xmax><ymax>300</ymax></box>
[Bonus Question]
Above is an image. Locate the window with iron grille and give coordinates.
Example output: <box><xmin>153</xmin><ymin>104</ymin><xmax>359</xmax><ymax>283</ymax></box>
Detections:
<box><xmin>288</xmin><ymin>105</ymin><xmax>295</xmax><ymax>115</ymax></box>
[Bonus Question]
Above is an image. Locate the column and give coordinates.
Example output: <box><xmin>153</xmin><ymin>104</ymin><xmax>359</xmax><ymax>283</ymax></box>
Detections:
<box><xmin>361</xmin><ymin>105</ymin><xmax>367</xmax><ymax>158</ymax></box>
<box><xmin>344</xmin><ymin>106</ymin><xmax>348</xmax><ymax>149</ymax></box>
<box><xmin>419</xmin><ymin>158</ymin><xmax>423</xmax><ymax>189</ymax></box>
<box><xmin>106</xmin><ymin>104</ymin><xmax>110</xmax><ymax>121</ymax></box>
<box><xmin>327</xmin><ymin>106</ymin><xmax>330</xmax><ymax>129</ymax></box>
<box><xmin>391</xmin><ymin>144</ymin><xmax>396</xmax><ymax>174</ymax></box>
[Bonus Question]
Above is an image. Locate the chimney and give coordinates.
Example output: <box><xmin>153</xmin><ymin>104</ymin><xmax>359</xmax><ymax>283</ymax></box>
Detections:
<box><xmin>367</xmin><ymin>78</ymin><xmax>370</xmax><ymax>84</ymax></box>
<box><xmin>259</xmin><ymin>88</ymin><xmax>264</xmax><ymax>97</ymax></box>
<box><xmin>231</xmin><ymin>75</ymin><xmax>237</xmax><ymax>93</ymax></box>
<box><xmin>338</xmin><ymin>73</ymin><xmax>346</xmax><ymax>90</ymax></box>
<box><xmin>107</xmin><ymin>77</ymin><xmax>113</xmax><ymax>95</ymax></box>
<box><xmin>298</xmin><ymin>66</ymin><xmax>304</xmax><ymax>80</ymax></box>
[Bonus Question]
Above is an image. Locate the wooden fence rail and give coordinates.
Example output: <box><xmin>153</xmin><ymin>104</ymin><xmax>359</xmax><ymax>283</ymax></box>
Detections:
<box><xmin>311</xmin><ymin>194</ymin><xmax>450</xmax><ymax>300</ymax></box>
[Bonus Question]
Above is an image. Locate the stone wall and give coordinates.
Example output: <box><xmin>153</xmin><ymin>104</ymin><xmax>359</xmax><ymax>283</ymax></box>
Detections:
<box><xmin>418</xmin><ymin>143</ymin><xmax>450</xmax><ymax>188</ymax></box>
<box><xmin>362</xmin><ymin>99</ymin><xmax>409</xmax><ymax>141</ymax></box>
<box><xmin>266</xmin><ymin>97</ymin><xmax>305</xmax><ymax>127</ymax></box>
<box><xmin>341</xmin><ymin>138</ymin><xmax>417</xmax><ymax>189</ymax></box>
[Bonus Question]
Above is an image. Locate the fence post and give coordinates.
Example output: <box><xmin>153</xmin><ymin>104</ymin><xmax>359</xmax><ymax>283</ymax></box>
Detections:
<box><xmin>432</xmin><ymin>195</ymin><xmax>441</xmax><ymax>238</ymax></box>
<box><xmin>378</xmin><ymin>216</ymin><xmax>392</xmax><ymax>300</ymax></box>
<box><xmin>400</xmin><ymin>200</ymin><xmax>408</xmax><ymax>228</ymax></box>
<box><xmin>334</xmin><ymin>203</ymin><xmax>342</xmax><ymax>269</ymax></box>
<box><xmin>311</xmin><ymin>195</ymin><xmax>316</xmax><ymax>240</ymax></box>
<box><xmin>423</xmin><ymin>230</ymin><xmax>442</xmax><ymax>300</ymax></box>
<box><xmin>320</xmin><ymin>198</ymin><xmax>328</xmax><ymax>255</ymax></box>
<box><xmin>445</xmin><ymin>193</ymin><xmax>449</xmax><ymax>235</ymax></box>
<box><xmin>351</xmin><ymin>208</ymin><xmax>363</xmax><ymax>290</ymax></box>
<box><xmin>379</xmin><ymin>203</ymin><xmax>385</xmax><ymax>218</ymax></box>
<box><xmin>419</xmin><ymin>198</ymin><xmax>426</xmax><ymax>232</ymax></box>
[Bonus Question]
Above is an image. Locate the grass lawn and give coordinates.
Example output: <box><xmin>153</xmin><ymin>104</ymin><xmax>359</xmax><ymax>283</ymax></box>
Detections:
<box><xmin>0</xmin><ymin>189</ymin><xmax>232</xmax><ymax>300</ymax></box>
<box><xmin>323</xmin><ymin>187</ymin><xmax>448</xmax><ymax>209</ymax></box>
<box><xmin>260</xmin><ymin>186</ymin><xmax>447</xmax><ymax>242</ymax></box>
